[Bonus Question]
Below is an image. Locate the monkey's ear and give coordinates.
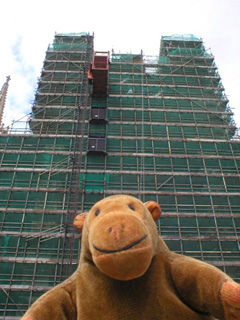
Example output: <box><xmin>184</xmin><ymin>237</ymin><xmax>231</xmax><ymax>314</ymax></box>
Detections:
<box><xmin>144</xmin><ymin>201</ymin><xmax>161</xmax><ymax>221</ymax></box>
<box><xmin>73</xmin><ymin>212</ymin><xmax>88</xmax><ymax>233</ymax></box>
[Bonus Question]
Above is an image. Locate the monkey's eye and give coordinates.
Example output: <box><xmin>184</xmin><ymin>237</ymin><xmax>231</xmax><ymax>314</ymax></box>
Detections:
<box><xmin>95</xmin><ymin>209</ymin><xmax>100</xmax><ymax>216</ymax></box>
<box><xmin>128</xmin><ymin>204</ymin><xmax>135</xmax><ymax>211</ymax></box>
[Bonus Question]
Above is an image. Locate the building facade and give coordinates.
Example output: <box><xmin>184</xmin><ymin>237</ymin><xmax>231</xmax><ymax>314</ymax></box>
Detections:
<box><xmin>0</xmin><ymin>33</ymin><xmax>240</xmax><ymax>318</ymax></box>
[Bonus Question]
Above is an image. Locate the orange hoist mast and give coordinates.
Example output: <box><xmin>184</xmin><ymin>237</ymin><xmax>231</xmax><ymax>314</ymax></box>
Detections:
<box><xmin>88</xmin><ymin>51</ymin><xmax>109</xmax><ymax>95</ymax></box>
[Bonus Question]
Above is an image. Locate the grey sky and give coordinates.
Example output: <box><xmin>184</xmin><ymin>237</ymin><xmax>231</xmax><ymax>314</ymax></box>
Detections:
<box><xmin>1</xmin><ymin>0</ymin><xmax>240</xmax><ymax>128</ymax></box>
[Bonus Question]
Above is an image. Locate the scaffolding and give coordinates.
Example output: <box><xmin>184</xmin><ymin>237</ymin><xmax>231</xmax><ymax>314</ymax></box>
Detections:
<box><xmin>0</xmin><ymin>33</ymin><xmax>240</xmax><ymax>318</ymax></box>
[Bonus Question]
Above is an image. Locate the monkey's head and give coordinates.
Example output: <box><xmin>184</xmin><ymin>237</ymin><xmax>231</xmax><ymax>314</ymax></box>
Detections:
<box><xmin>74</xmin><ymin>195</ymin><xmax>161</xmax><ymax>281</ymax></box>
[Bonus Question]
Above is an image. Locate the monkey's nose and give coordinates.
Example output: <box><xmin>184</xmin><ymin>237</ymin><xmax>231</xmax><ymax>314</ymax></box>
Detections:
<box><xmin>109</xmin><ymin>225</ymin><xmax>124</xmax><ymax>243</ymax></box>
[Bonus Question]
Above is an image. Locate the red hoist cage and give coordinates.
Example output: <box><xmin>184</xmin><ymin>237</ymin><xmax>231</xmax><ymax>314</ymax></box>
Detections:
<box><xmin>88</xmin><ymin>51</ymin><xmax>109</xmax><ymax>95</ymax></box>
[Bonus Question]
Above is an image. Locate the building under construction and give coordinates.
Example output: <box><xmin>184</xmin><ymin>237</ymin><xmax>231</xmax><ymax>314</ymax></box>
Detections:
<box><xmin>0</xmin><ymin>33</ymin><xmax>240</xmax><ymax>318</ymax></box>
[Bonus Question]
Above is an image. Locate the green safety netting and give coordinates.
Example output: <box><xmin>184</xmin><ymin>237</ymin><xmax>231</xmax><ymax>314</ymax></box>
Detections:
<box><xmin>162</xmin><ymin>34</ymin><xmax>201</xmax><ymax>42</ymax></box>
<box><xmin>55</xmin><ymin>32</ymin><xmax>88</xmax><ymax>37</ymax></box>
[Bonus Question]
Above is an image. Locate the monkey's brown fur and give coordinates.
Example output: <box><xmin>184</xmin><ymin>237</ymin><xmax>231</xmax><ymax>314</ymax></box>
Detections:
<box><xmin>22</xmin><ymin>195</ymin><xmax>240</xmax><ymax>320</ymax></box>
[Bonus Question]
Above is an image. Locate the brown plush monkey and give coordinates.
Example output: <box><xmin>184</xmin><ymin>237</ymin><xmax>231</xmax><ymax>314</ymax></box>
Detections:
<box><xmin>21</xmin><ymin>195</ymin><xmax>240</xmax><ymax>320</ymax></box>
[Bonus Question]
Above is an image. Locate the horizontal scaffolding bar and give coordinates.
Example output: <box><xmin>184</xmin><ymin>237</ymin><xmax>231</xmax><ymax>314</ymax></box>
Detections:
<box><xmin>109</xmin><ymin>71</ymin><xmax>220</xmax><ymax>80</ymax></box>
<box><xmin>111</xmin><ymin>62</ymin><xmax>216</xmax><ymax>68</ymax></box>
<box><xmin>0</xmin><ymin>186</ymin><xmax>240</xmax><ymax>196</ymax></box>
<box><xmin>108</xmin><ymin>94</ymin><xmax>228</xmax><ymax>102</ymax></box>
<box><xmin>1</xmin><ymin>285</ymin><xmax>53</xmax><ymax>292</ymax></box>
<box><xmin>0</xmin><ymin>208</ymin><xmax>239</xmax><ymax>218</ymax></box>
<box><xmin>108</xmin><ymin>82</ymin><xmax>224</xmax><ymax>91</ymax></box>
<box><xmin>31</xmin><ymin>104</ymin><xmax>234</xmax><ymax>116</ymax></box>
<box><xmin>28</xmin><ymin>118</ymin><xmax>235</xmax><ymax>130</ymax></box>
<box><xmin>0</xmin><ymin>232</ymin><xmax>238</xmax><ymax>242</ymax></box>
<box><xmin>0</xmin><ymin>257</ymin><xmax>239</xmax><ymax>267</ymax></box>
<box><xmin>0</xmin><ymin>257</ymin><xmax>78</xmax><ymax>264</ymax></box>
<box><xmin>0</xmin><ymin>167</ymin><xmax>239</xmax><ymax>178</ymax></box>
<box><xmin>0</xmin><ymin>231</ymin><xmax>80</xmax><ymax>239</ymax></box>
<box><xmin>1</xmin><ymin>151</ymin><xmax>240</xmax><ymax>161</ymax></box>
